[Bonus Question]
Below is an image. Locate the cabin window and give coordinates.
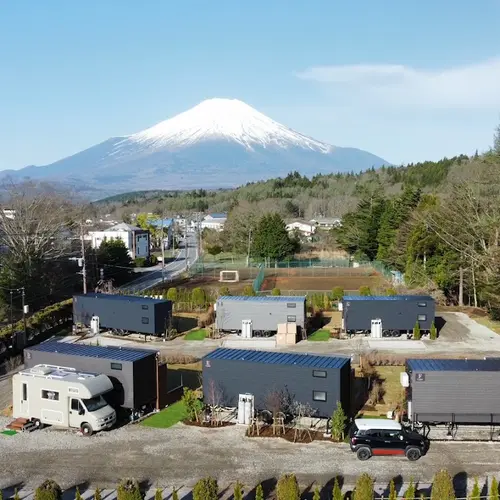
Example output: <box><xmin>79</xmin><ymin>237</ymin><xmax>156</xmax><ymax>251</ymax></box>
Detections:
<box><xmin>111</xmin><ymin>362</ymin><xmax>122</xmax><ymax>371</ymax></box>
<box><xmin>142</xmin><ymin>305</ymin><xmax>149</xmax><ymax>310</ymax></box>
<box><xmin>71</xmin><ymin>399</ymin><xmax>81</xmax><ymax>411</ymax></box>
<box><xmin>41</xmin><ymin>389</ymin><xmax>59</xmax><ymax>401</ymax></box>
<box><xmin>287</xmin><ymin>303</ymin><xmax>296</xmax><ymax>308</ymax></box>
<box><xmin>313</xmin><ymin>391</ymin><xmax>327</xmax><ymax>402</ymax></box>
<box><xmin>22</xmin><ymin>383</ymin><xmax>27</xmax><ymax>401</ymax></box>
<box><xmin>68</xmin><ymin>387</ymin><xmax>79</xmax><ymax>394</ymax></box>
<box><xmin>313</xmin><ymin>370</ymin><xmax>327</xmax><ymax>378</ymax></box>
<box><xmin>418</xmin><ymin>314</ymin><xmax>427</xmax><ymax>321</ymax></box>
<box><xmin>418</xmin><ymin>302</ymin><xmax>427</xmax><ymax>307</ymax></box>
<box><xmin>287</xmin><ymin>315</ymin><xmax>296</xmax><ymax>323</ymax></box>
<box><xmin>142</xmin><ymin>317</ymin><xmax>149</xmax><ymax>324</ymax></box>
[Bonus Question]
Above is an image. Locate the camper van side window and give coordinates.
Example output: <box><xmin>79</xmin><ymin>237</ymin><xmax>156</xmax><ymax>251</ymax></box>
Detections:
<box><xmin>287</xmin><ymin>303</ymin><xmax>296</xmax><ymax>308</ymax></box>
<box><xmin>41</xmin><ymin>389</ymin><xmax>59</xmax><ymax>401</ymax></box>
<box><xmin>111</xmin><ymin>363</ymin><xmax>122</xmax><ymax>371</ymax></box>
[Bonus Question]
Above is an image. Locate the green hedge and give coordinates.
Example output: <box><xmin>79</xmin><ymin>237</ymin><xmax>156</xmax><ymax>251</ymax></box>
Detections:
<box><xmin>0</xmin><ymin>299</ymin><xmax>73</xmax><ymax>339</ymax></box>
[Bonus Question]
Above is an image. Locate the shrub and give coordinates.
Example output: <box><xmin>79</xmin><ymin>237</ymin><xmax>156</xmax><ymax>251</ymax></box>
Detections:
<box><xmin>134</xmin><ymin>257</ymin><xmax>147</xmax><ymax>268</ymax></box>
<box><xmin>14</xmin><ymin>489</ymin><xmax>20</xmax><ymax>500</ymax></box>
<box><xmin>218</xmin><ymin>286</ymin><xmax>231</xmax><ymax>296</ymax></box>
<box><xmin>430</xmin><ymin>321</ymin><xmax>437</xmax><ymax>340</ymax></box>
<box><xmin>243</xmin><ymin>285</ymin><xmax>256</xmax><ymax>296</ymax></box>
<box><xmin>388</xmin><ymin>480</ymin><xmax>397</xmax><ymax>500</ymax></box>
<box><xmin>323</xmin><ymin>293</ymin><xmax>330</xmax><ymax>310</ymax></box>
<box><xmin>94</xmin><ymin>488</ymin><xmax>102</xmax><ymax>500</ymax></box>
<box><xmin>413</xmin><ymin>321</ymin><xmax>421</xmax><ymax>340</ymax></box>
<box><xmin>271</xmin><ymin>288</ymin><xmax>281</xmax><ymax>296</ymax></box>
<box><xmin>276</xmin><ymin>474</ymin><xmax>300</xmax><ymax>500</ymax></box>
<box><xmin>75</xmin><ymin>487</ymin><xmax>83</xmax><ymax>500</ymax></box>
<box><xmin>181</xmin><ymin>387</ymin><xmax>203</xmax><ymax>422</ymax></box>
<box><xmin>34</xmin><ymin>480</ymin><xmax>63</xmax><ymax>500</ymax></box>
<box><xmin>331</xmin><ymin>401</ymin><xmax>347</xmax><ymax>441</ymax></box>
<box><xmin>313</xmin><ymin>485</ymin><xmax>321</xmax><ymax>500</ymax></box>
<box><xmin>117</xmin><ymin>479</ymin><xmax>142</xmax><ymax>500</ymax></box>
<box><xmin>430</xmin><ymin>470</ymin><xmax>455</xmax><ymax>500</ymax></box>
<box><xmin>470</xmin><ymin>478</ymin><xmax>480</xmax><ymax>500</ymax></box>
<box><xmin>233</xmin><ymin>481</ymin><xmax>244</xmax><ymax>500</ymax></box>
<box><xmin>149</xmin><ymin>254</ymin><xmax>158</xmax><ymax>265</ymax></box>
<box><xmin>404</xmin><ymin>479</ymin><xmax>415</xmax><ymax>500</ymax></box>
<box><xmin>331</xmin><ymin>286</ymin><xmax>344</xmax><ymax>301</ymax></box>
<box><xmin>192</xmin><ymin>287</ymin><xmax>206</xmax><ymax>307</ymax></box>
<box><xmin>192</xmin><ymin>477</ymin><xmax>218</xmax><ymax>500</ymax></box>
<box><xmin>353</xmin><ymin>473</ymin><xmax>374</xmax><ymax>500</ymax></box>
<box><xmin>333</xmin><ymin>478</ymin><xmax>343</xmax><ymax>500</ymax></box>
<box><xmin>171</xmin><ymin>489</ymin><xmax>179</xmax><ymax>500</ymax></box>
<box><xmin>166</xmin><ymin>287</ymin><xmax>178</xmax><ymax>302</ymax></box>
<box><xmin>255</xmin><ymin>484</ymin><xmax>264</xmax><ymax>500</ymax></box>
<box><xmin>154</xmin><ymin>488</ymin><xmax>162</xmax><ymax>500</ymax></box>
<box><xmin>161</xmin><ymin>353</ymin><xmax>199</xmax><ymax>364</ymax></box>
<box><xmin>491</xmin><ymin>477</ymin><xmax>499</xmax><ymax>500</ymax></box>
<box><xmin>386</xmin><ymin>287</ymin><xmax>397</xmax><ymax>296</ymax></box>
<box><xmin>359</xmin><ymin>286</ymin><xmax>371</xmax><ymax>296</ymax></box>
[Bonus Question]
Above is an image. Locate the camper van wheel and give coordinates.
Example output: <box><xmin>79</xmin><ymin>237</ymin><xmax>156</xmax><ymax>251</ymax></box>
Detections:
<box><xmin>32</xmin><ymin>418</ymin><xmax>43</xmax><ymax>430</ymax></box>
<box><xmin>81</xmin><ymin>423</ymin><xmax>93</xmax><ymax>436</ymax></box>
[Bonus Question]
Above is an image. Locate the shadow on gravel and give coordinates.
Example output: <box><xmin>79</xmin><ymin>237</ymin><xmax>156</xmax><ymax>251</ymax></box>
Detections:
<box><xmin>435</xmin><ymin>315</ymin><xmax>447</xmax><ymax>334</ymax></box>
<box><xmin>320</xmin><ymin>475</ymin><xmax>344</xmax><ymax>498</ymax></box>
<box><xmin>62</xmin><ymin>481</ymin><xmax>90</xmax><ymax>500</ymax></box>
<box><xmin>380</xmin><ymin>474</ymin><xmax>403</xmax><ymax>498</ymax></box>
<box><xmin>453</xmin><ymin>471</ymin><xmax>468</xmax><ymax>498</ymax></box>
<box><xmin>244</xmin><ymin>477</ymin><xmax>276</xmax><ymax>499</ymax></box>
<box><xmin>1</xmin><ymin>482</ymin><xmax>24</xmax><ymax>499</ymax></box>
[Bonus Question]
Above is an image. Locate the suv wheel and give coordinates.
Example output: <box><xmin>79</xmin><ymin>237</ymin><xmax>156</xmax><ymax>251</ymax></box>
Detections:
<box><xmin>406</xmin><ymin>447</ymin><xmax>421</xmax><ymax>461</ymax></box>
<box><xmin>356</xmin><ymin>446</ymin><xmax>372</xmax><ymax>461</ymax></box>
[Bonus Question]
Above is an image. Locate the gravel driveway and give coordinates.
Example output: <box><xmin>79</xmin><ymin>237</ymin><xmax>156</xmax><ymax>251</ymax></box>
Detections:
<box><xmin>1</xmin><ymin>418</ymin><xmax>500</xmax><ymax>495</ymax></box>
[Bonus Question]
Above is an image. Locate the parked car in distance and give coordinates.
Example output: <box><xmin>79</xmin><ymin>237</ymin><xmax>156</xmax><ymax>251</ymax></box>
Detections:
<box><xmin>349</xmin><ymin>419</ymin><xmax>428</xmax><ymax>461</ymax></box>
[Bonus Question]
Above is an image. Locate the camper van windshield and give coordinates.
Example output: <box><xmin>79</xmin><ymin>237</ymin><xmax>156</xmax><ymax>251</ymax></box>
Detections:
<box><xmin>82</xmin><ymin>396</ymin><xmax>107</xmax><ymax>412</ymax></box>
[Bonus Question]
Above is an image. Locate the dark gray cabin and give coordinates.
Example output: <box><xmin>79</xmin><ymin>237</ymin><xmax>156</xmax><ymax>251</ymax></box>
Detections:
<box><xmin>406</xmin><ymin>358</ymin><xmax>500</xmax><ymax>424</ymax></box>
<box><xmin>342</xmin><ymin>295</ymin><xmax>435</xmax><ymax>333</ymax></box>
<box><xmin>73</xmin><ymin>293</ymin><xmax>172</xmax><ymax>336</ymax></box>
<box><xmin>24</xmin><ymin>340</ymin><xmax>158</xmax><ymax>411</ymax></box>
<box><xmin>202</xmin><ymin>348</ymin><xmax>351</xmax><ymax>418</ymax></box>
<box><xmin>215</xmin><ymin>296</ymin><xmax>307</xmax><ymax>333</ymax></box>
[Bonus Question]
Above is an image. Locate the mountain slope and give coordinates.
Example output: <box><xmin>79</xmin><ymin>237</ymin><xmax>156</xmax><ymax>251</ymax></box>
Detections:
<box><xmin>1</xmin><ymin>98</ymin><xmax>390</xmax><ymax>197</ymax></box>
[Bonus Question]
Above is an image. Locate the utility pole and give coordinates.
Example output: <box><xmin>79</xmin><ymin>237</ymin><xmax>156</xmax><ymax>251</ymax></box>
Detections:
<box><xmin>9</xmin><ymin>290</ymin><xmax>13</xmax><ymax>337</ymax></box>
<box><xmin>161</xmin><ymin>215</ymin><xmax>165</xmax><ymax>284</ymax></box>
<box><xmin>246</xmin><ymin>228</ymin><xmax>252</xmax><ymax>267</ymax></box>
<box><xmin>80</xmin><ymin>223</ymin><xmax>87</xmax><ymax>294</ymax></box>
<box><xmin>21</xmin><ymin>287</ymin><xmax>27</xmax><ymax>342</ymax></box>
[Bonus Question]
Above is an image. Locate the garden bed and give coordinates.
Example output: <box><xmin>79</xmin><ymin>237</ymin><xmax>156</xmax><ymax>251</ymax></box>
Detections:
<box><xmin>245</xmin><ymin>425</ymin><xmax>331</xmax><ymax>443</ymax></box>
<box><xmin>182</xmin><ymin>420</ymin><xmax>236</xmax><ymax>428</ymax></box>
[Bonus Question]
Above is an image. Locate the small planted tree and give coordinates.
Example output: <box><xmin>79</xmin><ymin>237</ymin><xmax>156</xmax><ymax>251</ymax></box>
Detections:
<box><xmin>14</xmin><ymin>489</ymin><xmax>20</xmax><ymax>500</ymax></box>
<box><xmin>218</xmin><ymin>286</ymin><xmax>231</xmax><ymax>296</ymax></box>
<box><xmin>353</xmin><ymin>473</ymin><xmax>374</xmax><ymax>500</ymax></box>
<box><xmin>388</xmin><ymin>480</ymin><xmax>397</xmax><ymax>500</ymax></box>
<box><xmin>276</xmin><ymin>474</ymin><xmax>300</xmax><ymax>500</ymax></box>
<box><xmin>430</xmin><ymin>470</ymin><xmax>455</xmax><ymax>500</ymax></box>
<box><xmin>166</xmin><ymin>287</ymin><xmax>178</xmax><ymax>302</ymax></box>
<box><xmin>271</xmin><ymin>287</ymin><xmax>281</xmax><ymax>296</ymax></box>
<box><xmin>330</xmin><ymin>401</ymin><xmax>347</xmax><ymax>441</ymax></box>
<box><xmin>333</xmin><ymin>478</ymin><xmax>343</xmax><ymax>500</ymax></box>
<box><xmin>323</xmin><ymin>293</ymin><xmax>330</xmax><ymax>311</ymax></box>
<box><xmin>34</xmin><ymin>480</ymin><xmax>63</xmax><ymax>500</ymax></box>
<box><xmin>313</xmin><ymin>485</ymin><xmax>321</xmax><ymax>500</ymax></box>
<box><xmin>331</xmin><ymin>286</ymin><xmax>344</xmax><ymax>302</ymax></box>
<box><xmin>386</xmin><ymin>287</ymin><xmax>397</xmax><ymax>296</ymax></box>
<box><xmin>430</xmin><ymin>321</ymin><xmax>437</xmax><ymax>340</ymax></box>
<box><xmin>171</xmin><ymin>489</ymin><xmax>179</xmax><ymax>500</ymax></box>
<box><xmin>233</xmin><ymin>481</ymin><xmax>244</xmax><ymax>500</ymax></box>
<box><xmin>264</xmin><ymin>388</ymin><xmax>288</xmax><ymax>435</ymax></box>
<box><xmin>243</xmin><ymin>285</ymin><xmax>256</xmax><ymax>296</ymax></box>
<box><xmin>191</xmin><ymin>287</ymin><xmax>206</xmax><ymax>309</ymax></box>
<box><xmin>75</xmin><ymin>487</ymin><xmax>83</xmax><ymax>500</ymax></box>
<box><xmin>413</xmin><ymin>321</ymin><xmax>421</xmax><ymax>340</ymax></box>
<box><xmin>255</xmin><ymin>484</ymin><xmax>264</xmax><ymax>500</ymax></box>
<box><xmin>193</xmin><ymin>477</ymin><xmax>218</xmax><ymax>500</ymax></box>
<box><xmin>404</xmin><ymin>479</ymin><xmax>415</xmax><ymax>500</ymax></box>
<box><xmin>491</xmin><ymin>477</ymin><xmax>499</xmax><ymax>500</ymax></box>
<box><xmin>470</xmin><ymin>478</ymin><xmax>481</xmax><ymax>500</ymax></box>
<box><xmin>181</xmin><ymin>387</ymin><xmax>203</xmax><ymax>422</ymax></box>
<box><xmin>94</xmin><ymin>487</ymin><xmax>102</xmax><ymax>500</ymax></box>
<box><xmin>154</xmin><ymin>488</ymin><xmax>162</xmax><ymax>500</ymax></box>
<box><xmin>117</xmin><ymin>479</ymin><xmax>142</xmax><ymax>500</ymax></box>
<box><xmin>359</xmin><ymin>286</ymin><xmax>371</xmax><ymax>296</ymax></box>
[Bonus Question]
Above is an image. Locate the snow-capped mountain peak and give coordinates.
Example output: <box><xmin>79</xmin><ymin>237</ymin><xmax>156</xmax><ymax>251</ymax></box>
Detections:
<box><xmin>127</xmin><ymin>98</ymin><xmax>333</xmax><ymax>153</ymax></box>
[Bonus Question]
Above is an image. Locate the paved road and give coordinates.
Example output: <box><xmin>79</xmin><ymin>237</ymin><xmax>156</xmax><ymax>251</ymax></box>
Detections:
<box><xmin>123</xmin><ymin>233</ymin><xmax>198</xmax><ymax>293</ymax></box>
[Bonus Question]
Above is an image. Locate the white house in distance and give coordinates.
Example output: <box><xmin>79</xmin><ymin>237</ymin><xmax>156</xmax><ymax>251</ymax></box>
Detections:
<box><xmin>310</xmin><ymin>217</ymin><xmax>342</xmax><ymax>229</ymax></box>
<box><xmin>149</xmin><ymin>218</ymin><xmax>174</xmax><ymax>249</ymax></box>
<box><xmin>88</xmin><ymin>223</ymin><xmax>150</xmax><ymax>259</ymax></box>
<box><xmin>200</xmin><ymin>213</ymin><xmax>227</xmax><ymax>231</ymax></box>
<box><xmin>286</xmin><ymin>221</ymin><xmax>316</xmax><ymax>238</ymax></box>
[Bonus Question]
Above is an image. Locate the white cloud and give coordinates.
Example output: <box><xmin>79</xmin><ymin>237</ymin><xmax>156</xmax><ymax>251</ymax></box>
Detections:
<box><xmin>296</xmin><ymin>58</ymin><xmax>500</xmax><ymax>110</ymax></box>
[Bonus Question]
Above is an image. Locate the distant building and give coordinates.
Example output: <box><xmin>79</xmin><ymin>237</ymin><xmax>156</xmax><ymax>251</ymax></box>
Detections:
<box><xmin>285</xmin><ymin>221</ymin><xmax>316</xmax><ymax>238</ymax></box>
<box><xmin>200</xmin><ymin>213</ymin><xmax>227</xmax><ymax>231</ymax></box>
<box><xmin>310</xmin><ymin>217</ymin><xmax>342</xmax><ymax>229</ymax></box>
<box><xmin>88</xmin><ymin>223</ymin><xmax>150</xmax><ymax>259</ymax></box>
<box><xmin>148</xmin><ymin>218</ymin><xmax>174</xmax><ymax>249</ymax></box>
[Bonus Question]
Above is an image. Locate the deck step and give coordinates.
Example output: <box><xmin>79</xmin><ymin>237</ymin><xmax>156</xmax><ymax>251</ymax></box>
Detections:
<box><xmin>5</xmin><ymin>418</ymin><xmax>37</xmax><ymax>432</ymax></box>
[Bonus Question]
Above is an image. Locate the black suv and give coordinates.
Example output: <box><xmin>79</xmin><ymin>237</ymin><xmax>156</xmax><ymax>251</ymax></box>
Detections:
<box><xmin>349</xmin><ymin>419</ymin><xmax>428</xmax><ymax>461</ymax></box>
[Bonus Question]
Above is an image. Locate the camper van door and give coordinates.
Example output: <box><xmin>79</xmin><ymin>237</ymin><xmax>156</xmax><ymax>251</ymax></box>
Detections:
<box><xmin>69</xmin><ymin>398</ymin><xmax>85</xmax><ymax>428</ymax></box>
<box><xmin>20</xmin><ymin>381</ymin><xmax>29</xmax><ymax>417</ymax></box>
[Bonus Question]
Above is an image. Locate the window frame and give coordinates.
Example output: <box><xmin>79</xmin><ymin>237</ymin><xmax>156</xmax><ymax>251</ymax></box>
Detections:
<box><xmin>287</xmin><ymin>303</ymin><xmax>297</xmax><ymax>308</ymax></box>
<box><xmin>313</xmin><ymin>370</ymin><xmax>327</xmax><ymax>378</ymax></box>
<box><xmin>141</xmin><ymin>316</ymin><xmax>149</xmax><ymax>324</ymax></box>
<box><xmin>111</xmin><ymin>362</ymin><xmax>123</xmax><ymax>371</ymax></box>
<box><xmin>417</xmin><ymin>314</ymin><xmax>427</xmax><ymax>322</ymax></box>
<box><xmin>417</xmin><ymin>302</ymin><xmax>427</xmax><ymax>307</ymax></box>
<box><xmin>141</xmin><ymin>304</ymin><xmax>149</xmax><ymax>310</ymax></box>
<box><xmin>41</xmin><ymin>389</ymin><xmax>60</xmax><ymax>401</ymax></box>
<box><xmin>286</xmin><ymin>315</ymin><xmax>297</xmax><ymax>323</ymax></box>
<box><xmin>312</xmin><ymin>390</ymin><xmax>327</xmax><ymax>402</ymax></box>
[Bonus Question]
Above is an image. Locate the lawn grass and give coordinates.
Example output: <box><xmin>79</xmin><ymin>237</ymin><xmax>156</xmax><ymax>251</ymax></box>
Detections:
<box><xmin>141</xmin><ymin>401</ymin><xmax>187</xmax><ymax>428</ymax></box>
<box><xmin>184</xmin><ymin>329</ymin><xmax>207</xmax><ymax>341</ymax></box>
<box><xmin>308</xmin><ymin>329</ymin><xmax>330</xmax><ymax>341</ymax></box>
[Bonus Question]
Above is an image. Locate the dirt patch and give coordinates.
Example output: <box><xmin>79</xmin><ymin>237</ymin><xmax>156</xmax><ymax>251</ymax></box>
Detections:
<box><xmin>262</xmin><ymin>275</ymin><xmax>383</xmax><ymax>292</ymax></box>
<box><xmin>246</xmin><ymin>425</ymin><xmax>330</xmax><ymax>443</ymax></box>
<box><xmin>183</xmin><ymin>420</ymin><xmax>235</xmax><ymax>428</ymax></box>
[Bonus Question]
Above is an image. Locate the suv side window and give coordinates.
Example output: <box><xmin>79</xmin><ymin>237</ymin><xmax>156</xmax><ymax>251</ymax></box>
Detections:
<box><xmin>383</xmin><ymin>430</ymin><xmax>402</xmax><ymax>440</ymax></box>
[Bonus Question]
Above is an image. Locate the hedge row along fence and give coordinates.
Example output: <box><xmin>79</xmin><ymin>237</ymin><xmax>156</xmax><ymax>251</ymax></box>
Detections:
<box><xmin>0</xmin><ymin>299</ymin><xmax>73</xmax><ymax>340</ymax></box>
<box><xmin>14</xmin><ymin>472</ymin><xmax>500</xmax><ymax>500</ymax></box>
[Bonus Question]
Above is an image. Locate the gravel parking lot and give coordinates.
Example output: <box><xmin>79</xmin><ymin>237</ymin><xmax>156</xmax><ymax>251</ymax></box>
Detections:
<box><xmin>1</xmin><ymin>416</ymin><xmax>500</xmax><ymax>494</ymax></box>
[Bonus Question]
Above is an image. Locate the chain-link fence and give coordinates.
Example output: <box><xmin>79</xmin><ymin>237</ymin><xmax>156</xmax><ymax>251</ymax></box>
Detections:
<box><xmin>252</xmin><ymin>264</ymin><xmax>265</xmax><ymax>292</ymax></box>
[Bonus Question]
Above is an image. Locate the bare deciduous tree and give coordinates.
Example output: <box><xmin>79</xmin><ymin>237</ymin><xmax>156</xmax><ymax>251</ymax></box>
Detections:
<box><xmin>290</xmin><ymin>401</ymin><xmax>316</xmax><ymax>442</ymax></box>
<box><xmin>205</xmin><ymin>378</ymin><xmax>224</xmax><ymax>426</ymax></box>
<box><xmin>264</xmin><ymin>387</ymin><xmax>291</xmax><ymax>435</ymax></box>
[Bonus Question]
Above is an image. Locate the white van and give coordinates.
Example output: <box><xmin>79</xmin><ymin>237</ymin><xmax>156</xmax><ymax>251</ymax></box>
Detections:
<box><xmin>12</xmin><ymin>364</ymin><xmax>116</xmax><ymax>435</ymax></box>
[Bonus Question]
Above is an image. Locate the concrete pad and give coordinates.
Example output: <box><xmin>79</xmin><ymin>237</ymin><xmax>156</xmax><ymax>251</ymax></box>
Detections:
<box><xmin>368</xmin><ymin>340</ymin><xmax>426</xmax><ymax>350</ymax></box>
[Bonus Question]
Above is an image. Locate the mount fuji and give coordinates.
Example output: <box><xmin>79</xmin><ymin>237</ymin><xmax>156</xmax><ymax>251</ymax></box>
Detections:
<box><xmin>2</xmin><ymin>98</ymin><xmax>389</xmax><ymax>197</ymax></box>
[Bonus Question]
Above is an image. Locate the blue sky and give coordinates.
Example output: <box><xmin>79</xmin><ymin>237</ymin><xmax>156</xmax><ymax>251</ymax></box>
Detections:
<box><xmin>1</xmin><ymin>0</ymin><xmax>500</xmax><ymax>170</ymax></box>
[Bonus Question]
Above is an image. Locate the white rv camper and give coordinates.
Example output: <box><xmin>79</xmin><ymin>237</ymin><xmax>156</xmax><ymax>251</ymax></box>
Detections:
<box><xmin>12</xmin><ymin>364</ymin><xmax>116</xmax><ymax>435</ymax></box>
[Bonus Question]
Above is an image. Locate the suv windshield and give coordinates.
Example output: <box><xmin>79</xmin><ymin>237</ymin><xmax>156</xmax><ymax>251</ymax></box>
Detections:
<box><xmin>82</xmin><ymin>396</ymin><xmax>107</xmax><ymax>412</ymax></box>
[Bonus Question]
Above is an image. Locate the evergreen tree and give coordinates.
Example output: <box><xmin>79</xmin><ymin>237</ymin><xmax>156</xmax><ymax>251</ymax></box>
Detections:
<box><xmin>332</xmin><ymin>478</ymin><xmax>343</xmax><ymax>500</ymax></box>
<box><xmin>313</xmin><ymin>485</ymin><xmax>321</xmax><ymax>500</ymax></box>
<box><xmin>193</xmin><ymin>477</ymin><xmax>218</xmax><ymax>500</ymax></box>
<box><xmin>243</xmin><ymin>285</ymin><xmax>256</xmax><ymax>296</ymax></box>
<box><xmin>94</xmin><ymin>488</ymin><xmax>102</xmax><ymax>500</ymax></box>
<box><xmin>13</xmin><ymin>489</ymin><xmax>20</xmax><ymax>500</ymax></box>
<box><xmin>431</xmin><ymin>470</ymin><xmax>455</xmax><ymax>500</ymax></box>
<box><xmin>34</xmin><ymin>480</ymin><xmax>63</xmax><ymax>500</ymax></box>
<box><xmin>430</xmin><ymin>321</ymin><xmax>437</xmax><ymax>340</ymax></box>
<box><xmin>388</xmin><ymin>480</ymin><xmax>397</xmax><ymax>500</ymax></box>
<box><xmin>403</xmin><ymin>479</ymin><xmax>415</xmax><ymax>500</ymax></box>
<box><xmin>96</xmin><ymin>239</ymin><xmax>134</xmax><ymax>285</ymax></box>
<box><xmin>469</xmin><ymin>478</ymin><xmax>481</xmax><ymax>500</ymax></box>
<box><xmin>331</xmin><ymin>286</ymin><xmax>344</xmax><ymax>301</ymax></box>
<box><xmin>251</xmin><ymin>213</ymin><xmax>295</xmax><ymax>261</ymax></box>
<box><xmin>353</xmin><ymin>473</ymin><xmax>374</xmax><ymax>500</ymax></box>
<box><xmin>166</xmin><ymin>287</ymin><xmax>178</xmax><ymax>302</ymax></box>
<box><xmin>490</xmin><ymin>477</ymin><xmax>499</xmax><ymax>500</ymax></box>
<box><xmin>191</xmin><ymin>287</ymin><xmax>206</xmax><ymax>307</ymax></box>
<box><xmin>255</xmin><ymin>484</ymin><xmax>264</xmax><ymax>500</ymax></box>
<box><xmin>116</xmin><ymin>479</ymin><xmax>142</xmax><ymax>500</ymax></box>
<box><xmin>271</xmin><ymin>288</ymin><xmax>281</xmax><ymax>296</ymax></box>
<box><xmin>331</xmin><ymin>401</ymin><xmax>347</xmax><ymax>441</ymax></box>
<box><xmin>75</xmin><ymin>487</ymin><xmax>82</xmax><ymax>500</ymax></box>
<box><xmin>171</xmin><ymin>489</ymin><xmax>179</xmax><ymax>500</ymax></box>
<box><xmin>413</xmin><ymin>321</ymin><xmax>421</xmax><ymax>340</ymax></box>
<box><xmin>154</xmin><ymin>488</ymin><xmax>162</xmax><ymax>500</ymax></box>
<box><xmin>233</xmin><ymin>482</ymin><xmax>244</xmax><ymax>500</ymax></box>
<box><xmin>276</xmin><ymin>474</ymin><xmax>300</xmax><ymax>500</ymax></box>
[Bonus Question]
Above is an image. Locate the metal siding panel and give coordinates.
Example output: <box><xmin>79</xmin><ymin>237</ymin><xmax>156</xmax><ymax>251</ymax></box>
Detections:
<box><xmin>132</xmin><ymin>355</ymin><xmax>157</xmax><ymax>408</ymax></box>
<box><xmin>153</xmin><ymin>301</ymin><xmax>172</xmax><ymax>335</ymax></box>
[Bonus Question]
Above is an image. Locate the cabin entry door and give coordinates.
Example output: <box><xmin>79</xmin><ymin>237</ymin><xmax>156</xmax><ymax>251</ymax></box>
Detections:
<box><xmin>20</xmin><ymin>382</ymin><xmax>29</xmax><ymax>416</ymax></box>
